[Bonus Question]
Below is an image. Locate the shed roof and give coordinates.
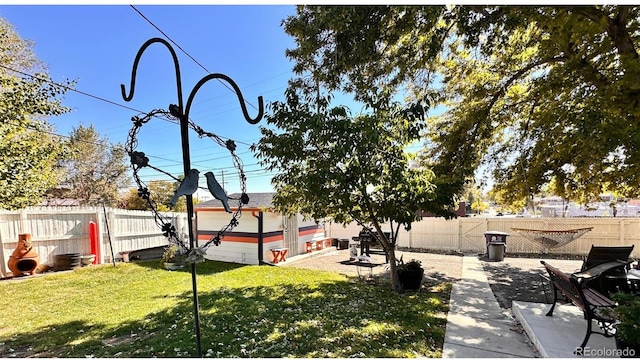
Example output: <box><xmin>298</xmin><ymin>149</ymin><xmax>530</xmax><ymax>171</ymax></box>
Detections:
<box><xmin>195</xmin><ymin>192</ymin><xmax>274</xmax><ymax>210</ymax></box>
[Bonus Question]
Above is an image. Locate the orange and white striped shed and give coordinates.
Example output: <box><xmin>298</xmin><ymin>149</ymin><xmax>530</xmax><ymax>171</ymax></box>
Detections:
<box><xmin>194</xmin><ymin>192</ymin><xmax>327</xmax><ymax>265</ymax></box>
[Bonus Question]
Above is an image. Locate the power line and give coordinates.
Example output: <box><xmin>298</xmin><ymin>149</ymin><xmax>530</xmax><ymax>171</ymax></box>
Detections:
<box><xmin>0</xmin><ymin>63</ymin><xmax>143</xmax><ymax>114</ymax></box>
<box><xmin>2</xmin><ymin>118</ymin><xmax>123</xmax><ymax>151</ymax></box>
<box><xmin>129</xmin><ymin>4</ymin><xmax>259</xmax><ymax>112</ymax></box>
<box><xmin>0</xmin><ymin>63</ymin><xmax>258</xmax><ymax>146</ymax></box>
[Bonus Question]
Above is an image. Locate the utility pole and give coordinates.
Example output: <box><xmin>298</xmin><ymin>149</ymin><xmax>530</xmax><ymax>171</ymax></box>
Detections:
<box><xmin>221</xmin><ymin>170</ymin><xmax>226</xmax><ymax>192</ymax></box>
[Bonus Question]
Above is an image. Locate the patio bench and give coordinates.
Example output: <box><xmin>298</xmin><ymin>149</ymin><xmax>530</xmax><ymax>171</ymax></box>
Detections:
<box><xmin>540</xmin><ymin>260</ymin><xmax>617</xmax><ymax>349</ymax></box>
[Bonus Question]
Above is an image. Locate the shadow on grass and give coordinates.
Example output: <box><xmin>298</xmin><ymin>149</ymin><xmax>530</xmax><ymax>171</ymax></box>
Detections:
<box><xmin>126</xmin><ymin>258</ymin><xmax>248</xmax><ymax>275</ymax></box>
<box><xmin>0</xmin><ymin>265</ymin><xmax>451</xmax><ymax>358</ymax></box>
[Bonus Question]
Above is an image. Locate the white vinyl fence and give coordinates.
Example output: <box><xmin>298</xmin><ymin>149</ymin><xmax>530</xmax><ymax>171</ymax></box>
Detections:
<box><xmin>327</xmin><ymin>217</ymin><xmax>640</xmax><ymax>258</ymax></box>
<box><xmin>0</xmin><ymin>207</ymin><xmax>189</xmax><ymax>277</ymax></box>
<box><xmin>4</xmin><ymin>207</ymin><xmax>640</xmax><ymax>278</ymax></box>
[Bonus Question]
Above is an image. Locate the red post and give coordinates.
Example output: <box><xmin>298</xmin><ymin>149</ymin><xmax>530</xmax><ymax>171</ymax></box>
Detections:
<box><xmin>89</xmin><ymin>221</ymin><xmax>100</xmax><ymax>264</ymax></box>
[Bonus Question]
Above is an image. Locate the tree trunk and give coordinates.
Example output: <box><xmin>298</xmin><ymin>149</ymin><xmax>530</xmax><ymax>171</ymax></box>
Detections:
<box><xmin>375</xmin><ymin>230</ymin><xmax>402</xmax><ymax>293</ymax></box>
<box><xmin>387</xmin><ymin>247</ymin><xmax>403</xmax><ymax>293</ymax></box>
<box><xmin>370</xmin><ymin>221</ymin><xmax>403</xmax><ymax>293</ymax></box>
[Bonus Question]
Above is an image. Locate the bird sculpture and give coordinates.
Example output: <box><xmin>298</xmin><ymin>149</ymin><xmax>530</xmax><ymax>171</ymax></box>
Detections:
<box><xmin>170</xmin><ymin>168</ymin><xmax>200</xmax><ymax>206</ymax></box>
<box><xmin>205</xmin><ymin>171</ymin><xmax>232</xmax><ymax>213</ymax></box>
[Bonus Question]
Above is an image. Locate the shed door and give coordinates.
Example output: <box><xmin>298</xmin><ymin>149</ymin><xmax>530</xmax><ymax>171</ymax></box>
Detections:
<box><xmin>283</xmin><ymin>215</ymin><xmax>299</xmax><ymax>256</ymax></box>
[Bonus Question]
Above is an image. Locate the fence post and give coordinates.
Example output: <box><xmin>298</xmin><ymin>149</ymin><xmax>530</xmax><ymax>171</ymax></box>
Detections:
<box><xmin>408</xmin><ymin>227</ymin><xmax>413</xmax><ymax>249</ymax></box>
<box><xmin>96</xmin><ymin>208</ymin><xmax>106</xmax><ymax>264</ymax></box>
<box><xmin>457</xmin><ymin>219</ymin><xmax>462</xmax><ymax>251</ymax></box>
<box><xmin>107</xmin><ymin>208</ymin><xmax>117</xmax><ymax>263</ymax></box>
<box><xmin>19</xmin><ymin>208</ymin><xmax>28</xmax><ymax>234</ymax></box>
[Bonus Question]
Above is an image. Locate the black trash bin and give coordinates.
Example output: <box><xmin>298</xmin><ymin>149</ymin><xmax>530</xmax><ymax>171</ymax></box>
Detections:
<box><xmin>337</xmin><ymin>239</ymin><xmax>350</xmax><ymax>250</ymax></box>
<box><xmin>331</xmin><ymin>238</ymin><xmax>339</xmax><ymax>247</ymax></box>
<box><xmin>484</xmin><ymin>231</ymin><xmax>509</xmax><ymax>260</ymax></box>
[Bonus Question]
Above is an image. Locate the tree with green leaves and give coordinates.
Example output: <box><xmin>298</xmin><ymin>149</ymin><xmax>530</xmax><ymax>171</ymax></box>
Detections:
<box><xmin>281</xmin><ymin>5</ymin><xmax>640</xmax><ymax>209</ymax></box>
<box><xmin>58</xmin><ymin>124</ymin><xmax>129</xmax><ymax>205</ymax></box>
<box><xmin>429</xmin><ymin>6</ymin><xmax>640</xmax><ymax>208</ymax></box>
<box><xmin>487</xmin><ymin>187</ymin><xmax>527</xmax><ymax>215</ymax></box>
<box><xmin>252</xmin><ymin>77</ymin><xmax>456</xmax><ymax>293</ymax></box>
<box><xmin>123</xmin><ymin>179</ymin><xmax>190</xmax><ymax>212</ymax></box>
<box><xmin>0</xmin><ymin>17</ymin><xmax>73</xmax><ymax>210</ymax></box>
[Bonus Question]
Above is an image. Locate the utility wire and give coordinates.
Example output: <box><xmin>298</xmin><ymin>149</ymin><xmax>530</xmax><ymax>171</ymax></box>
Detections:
<box><xmin>2</xmin><ymin>65</ymin><xmax>273</xmax><ymax>183</ymax></box>
<box><xmin>129</xmin><ymin>5</ymin><xmax>210</xmax><ymax>75</ymax></box>
<box><xmin>3</xmin><ymin>118</ymin><xmax>123</xmax><ymax>151</ymax></box>
<box><xmin>0</xmin><ymin>63</ymin><xmax>255</xmax><ymax>146</ymax></box>
<box><xmin>129</xmin><ymin>4</ymin><xmax>259</xmax><ymax>112</ymax></box>
<box><xmin>0</xmin><ymin>63</ymin><xmax>143</xmax><ymax>114</ymax></box>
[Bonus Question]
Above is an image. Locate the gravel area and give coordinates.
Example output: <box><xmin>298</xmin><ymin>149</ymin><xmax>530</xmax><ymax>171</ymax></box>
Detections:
<box><xmin>282</xmin><ymin>248</ymin><xmax>588</xmax><ymax>309</ymax></box>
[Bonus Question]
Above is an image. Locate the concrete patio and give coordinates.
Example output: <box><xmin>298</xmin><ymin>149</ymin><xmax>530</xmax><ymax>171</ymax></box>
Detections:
<box><xmin>443</xmin><ymin>256</ymin><xmax>620</xmax><ymax>358</ymax></box>
<box><xmin>513</xmin><ymin>301</ymin><xmax>618</xmax><ymax>358</ymax></box>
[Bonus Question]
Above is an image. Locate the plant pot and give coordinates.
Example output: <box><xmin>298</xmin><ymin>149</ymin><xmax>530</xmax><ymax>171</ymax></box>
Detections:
<box><xmin>80</xmin><ymin>254</ymin><xmax>96</xmax><ymax>266</ymax></box>
<box><xmin>615</xmin><ymin>336</ymin><xmax>640</xmax><ymax>358</ymax></box>
<box><xmin>398</xmin><ymin>268</ymin><xmax>424</xmax><ymax>290</ymax></box>
<box><xmin>163</xmin><ymin>261</ymin><xmax>186</xmax><ymax>270</ymax></box>
<box><xmin>53</xmin><ymin>253</ymin><xmax>82</xmax><ymax>271</ymax></box>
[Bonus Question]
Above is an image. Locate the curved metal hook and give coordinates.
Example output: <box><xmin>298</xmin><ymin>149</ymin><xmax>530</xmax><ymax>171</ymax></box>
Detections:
<box><xmin>184</xmin><ymin>73</ymin><xmax>264</xmax><ymax>125</ymax></box>
<box><xmin>120</xmin><ymin>37</ymin><xmax>184</xmax><ymax>108</ymax></box>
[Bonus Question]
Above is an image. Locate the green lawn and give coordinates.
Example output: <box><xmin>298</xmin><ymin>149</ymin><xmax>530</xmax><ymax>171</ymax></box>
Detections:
<box><xmin>0</xmin><ymin>260</ymin><xmax>451</xmax><ymax>358</ymax></box>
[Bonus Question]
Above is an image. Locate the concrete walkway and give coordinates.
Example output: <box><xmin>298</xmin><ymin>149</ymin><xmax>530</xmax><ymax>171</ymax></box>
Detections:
<box><xmin>443</xmin><ymin>255</ymin><xmax>622</xmax><ymax>358</ymax></box>
<box><xmin>443</xmin><ymin>256</ymin><xmax>538</xmax><ymax>358</ymax></box>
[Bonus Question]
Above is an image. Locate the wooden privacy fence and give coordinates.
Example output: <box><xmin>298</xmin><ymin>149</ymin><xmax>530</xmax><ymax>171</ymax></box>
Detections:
<box><xmin>0</xmin><ymin>207</ymin><xmax>189</xmax><ymax>277</ymax></box>
<box><xmin>327</xmin><ymin>217</ymin><xmax>640</xmax><ymax>258</ymax></box>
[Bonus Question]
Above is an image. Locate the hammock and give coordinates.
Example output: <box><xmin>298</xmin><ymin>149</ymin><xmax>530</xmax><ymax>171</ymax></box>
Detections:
<box><xmin>512</xmin><ymin>227</ymin><xmax>593</xmax><ymax>249</ymax></box>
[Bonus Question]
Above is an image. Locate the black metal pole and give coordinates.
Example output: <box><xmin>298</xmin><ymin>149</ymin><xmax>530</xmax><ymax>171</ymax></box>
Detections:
<box><xmin>256</xmin><ymin>211</ymin><xmax>264</xmax><ymax>264</ymax></box>
<box><xmin>122</xmin><ymin>37</ymin><xmax>263</xmax><ymax>358</ymax></box>
<box><xmin>102</xmin><ymin>201</ymin><xmax>116</xmax><ymax>268</ymax></box>
<box><xmin>178</xmin><ymin>113</ymin><xmax>203</xmax><ymax>358</ymax></box>
<box><xmin>121</xmin><ymin>37</ymin><xmax>202</xmax><ymax>357</ymax></box>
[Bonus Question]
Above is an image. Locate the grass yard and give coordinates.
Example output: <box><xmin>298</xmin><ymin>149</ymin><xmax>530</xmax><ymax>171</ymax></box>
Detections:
<box><xmin>0</xmin><ymin>260</ymin><xmax>451</xmax><ymax>358</ymax></box>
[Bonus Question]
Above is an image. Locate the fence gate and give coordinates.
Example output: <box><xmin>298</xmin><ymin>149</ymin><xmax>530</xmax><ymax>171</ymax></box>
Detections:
<box><xmin>283</xmin><ymin>215</ymin><xmax>299</xmax><ymax>256</ymax></box>
<box><xmin>459</xmin><ymin>218</ymin><xmax>488</xmax><ymax>252</ymax></box>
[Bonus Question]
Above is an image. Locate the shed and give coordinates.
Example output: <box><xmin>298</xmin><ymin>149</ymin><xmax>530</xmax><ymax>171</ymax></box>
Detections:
<box><xmin>194</xmin><ymin>192</ymin><xmax>327</xmax><ymax>265</ymax></box>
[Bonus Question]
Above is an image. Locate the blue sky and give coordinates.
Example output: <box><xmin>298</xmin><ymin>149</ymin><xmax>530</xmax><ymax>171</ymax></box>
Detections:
<box><xmin>0</xmin><ymin>4</ymin><xmax>299</xmax><ymax>194</ymax></box>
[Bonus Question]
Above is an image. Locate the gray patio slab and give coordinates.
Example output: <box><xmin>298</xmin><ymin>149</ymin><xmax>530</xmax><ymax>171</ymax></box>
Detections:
<box><xmin>513</xmin><ymin>301</ymin><xmax>618</xmax><ymax>358</ymax></box>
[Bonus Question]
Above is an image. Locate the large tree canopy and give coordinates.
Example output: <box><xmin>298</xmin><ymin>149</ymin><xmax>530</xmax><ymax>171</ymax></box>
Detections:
<box><xmin>282</xmin><ymin>5</ymin><xmax>640</xmax><ymax>206</ymax></box>
<box><xmin>0</xmin><ymin>17</ymin><xmax>72</xmax><ymax>209</ymax></box>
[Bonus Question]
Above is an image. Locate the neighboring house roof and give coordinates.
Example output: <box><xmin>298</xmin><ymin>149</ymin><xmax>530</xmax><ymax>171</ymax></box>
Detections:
<box><xmin>195</xmin><ymin>192</ymin><xmax>274</xmax><ymax>210</ymax></box>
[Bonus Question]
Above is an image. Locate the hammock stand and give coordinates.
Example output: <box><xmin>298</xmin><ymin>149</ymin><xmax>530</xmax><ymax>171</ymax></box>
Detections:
<box><xmin>512</xmin><ymin>227</ymin><xmax>593</xmax><ymax>252</ymax></box>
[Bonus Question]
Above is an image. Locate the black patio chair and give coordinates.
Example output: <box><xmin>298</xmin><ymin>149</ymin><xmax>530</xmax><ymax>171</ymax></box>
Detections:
<box><xmin>581</xmin><ymin>245</ymin><xmax>634</xmax><ymax>271</ymax></box>
<box><xmin>576</xmin><ymin>245</ymin><xmax>634</xmax><ymax>295</ymax></box>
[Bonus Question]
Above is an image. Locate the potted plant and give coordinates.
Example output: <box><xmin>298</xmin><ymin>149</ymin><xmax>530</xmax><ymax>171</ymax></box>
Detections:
<box><xmin>611</xmin><ymin>291</ymin><xmax>640</xmax><ymax>357</ymax></box>
<box><xmin>161</xmin><ymin>244</ymin><xmax>186</xmax><ymax>270</ymax></box>
<box><xmin>396</xmin><ymin>256</ymin><xmax>424</xmax><ymax>291</ymax></box>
